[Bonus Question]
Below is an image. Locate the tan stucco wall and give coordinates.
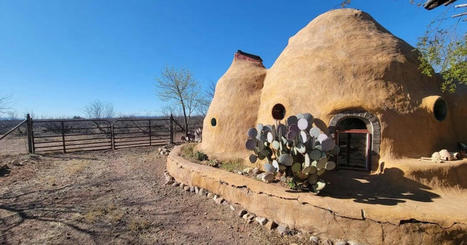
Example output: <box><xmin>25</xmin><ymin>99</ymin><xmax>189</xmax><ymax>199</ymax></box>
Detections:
<box><xmin>168</xmin><ymin>146</ymin><xmax>467</xmax><ymax>244</ymax></box>
<box><xmin>200</xmin><ymin>8</ymin><xmax>466</xmax><ymax>163</ymax></box>
<box><xmin>199</xmin><ymin>56</ymin><xmax>266</xmax><ymax>161</ymax></box>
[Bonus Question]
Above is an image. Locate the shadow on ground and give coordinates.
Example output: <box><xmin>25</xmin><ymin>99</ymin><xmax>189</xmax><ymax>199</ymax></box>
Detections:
<box><xmin>320</xmin><ymin>168</ymin><xmax>440</xmax><ymax>206</ymax></box>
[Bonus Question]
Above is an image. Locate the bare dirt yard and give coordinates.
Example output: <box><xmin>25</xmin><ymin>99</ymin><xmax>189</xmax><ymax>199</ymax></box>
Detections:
<box><xmin>0</xmin><ymin>146</ymin><xmax>308</xmax><ymax>244</ymax></box>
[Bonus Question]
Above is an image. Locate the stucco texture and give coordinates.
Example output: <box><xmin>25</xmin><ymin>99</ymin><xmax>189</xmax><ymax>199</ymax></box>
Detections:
<box><xmin>167</xmin><ymin>146</ymin><xmax>467</xmax><ymax>244</ymax></box>
<box><xmin>200</xmin><ymin>8</ymin><xmax>467</xmax><ymax>163</ymax></box>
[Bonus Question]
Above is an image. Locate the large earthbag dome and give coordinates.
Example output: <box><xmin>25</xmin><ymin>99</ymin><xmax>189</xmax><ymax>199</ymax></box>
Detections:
<box><xmin>256</xmin><ymin>8</ymin><xmax>459</xmax><ymax>161</ymax></box>
<box><xmin>200</xmin><ymin>8</ymin><xmax>466</xmax><ymax>165</ymax></box>
<box><xmin>199</xmin><ymin>52</ymin><xmax>266</xmax><ymax>160</ymax></box>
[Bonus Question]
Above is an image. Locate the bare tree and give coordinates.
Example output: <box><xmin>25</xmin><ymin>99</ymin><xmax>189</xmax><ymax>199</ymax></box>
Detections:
<box><xmin>194</xmin><ymin>80</ymin><xmax>216</xmax><ymax>117</ymax></box>
<box><xmin>84</xmin><ymin>100</ymin><xmax>115</xmax><ymax>119</ymax></box>
<box><xmin>0</xmin><ymin>96</ymin><xmax>10</xmax><ymax>116</ymax></box>
<box><xmin>156</xmin><ymin>67</ymin><xmax>203</xmax><ymax>136</ymax></box>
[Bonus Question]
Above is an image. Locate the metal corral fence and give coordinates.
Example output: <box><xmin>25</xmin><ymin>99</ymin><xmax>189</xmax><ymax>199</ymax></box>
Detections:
<box><xmin>0</xmin><ymin>114</ymin><xmax>203</xmax><ymax>154</ymax></box>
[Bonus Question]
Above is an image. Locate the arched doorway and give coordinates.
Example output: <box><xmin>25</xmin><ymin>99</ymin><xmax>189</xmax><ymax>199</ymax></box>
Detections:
<box><xmin>335</xmin><ymin>117</ymin><xmax>371</xmax><ymax>170</ymax></box>
<box><xmin>329</xmin><ymin>111</ymin><xmax>381</xmax><ymax>171</ymax></box>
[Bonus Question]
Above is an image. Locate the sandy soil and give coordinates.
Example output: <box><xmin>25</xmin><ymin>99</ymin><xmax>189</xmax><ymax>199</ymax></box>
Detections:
<box><xmin>0</xmin><ymin>146</ymin><xmax>309</xmax><ymax>245</ymax></box>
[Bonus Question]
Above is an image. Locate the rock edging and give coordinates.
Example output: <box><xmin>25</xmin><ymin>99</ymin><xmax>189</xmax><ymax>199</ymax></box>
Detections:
<box><xmin>166</xmin><ymin>145</ymin><xmax>466</xmax><ymax>245</ymax></box>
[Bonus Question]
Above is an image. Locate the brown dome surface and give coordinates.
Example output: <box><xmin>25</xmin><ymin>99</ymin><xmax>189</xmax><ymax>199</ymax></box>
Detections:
<box><xmin>201</xmin><ymin>8</ymin><xmax>466</xmax><ymax>164</ymax></box>
<box><xmin>200</xmin><ymin>52</ymin><xmax>266</xmax><ymax>160</ymax></box>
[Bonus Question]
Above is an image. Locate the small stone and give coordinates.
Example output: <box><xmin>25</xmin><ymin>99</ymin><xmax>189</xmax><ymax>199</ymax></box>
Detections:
<box><xmin>310</xmin><ymin>236</ymin><xmax>320</xmax><ymax>244</ymax></box>
<box><xmin>238</xmin><ymin>209</ymin><xmax>247</xmax><ymax>217</ymax></box>
<box><xmin>164</xmin><ymin>177</ymin><xmax>174</xmax><ymax>185</ymax></box>
<box><xmin>255</xmin><ymin>217</ymin><xmax>267</xmax><ymax>225</ymax></box>
<box><xmin>229</xmin><ymin>205</ymin><xmax>235</xmax><ymax>211</ymax></box>
<box><xmin>215</xmin><ymin>197</ymin><xmax>224</xmax><ymax>205</ymax></box>
<box><xmin>189</xmin><ymin>186</ymin><xmax>195</xmax><ymax>192</ymax></box>
<box><xmin>198</xmin><ymin>188</ymin><xmax>205</xmax><ymax>196</ymax></box>
<box><xmin>180</xmin><ymin>183</ymin><xmax>185</xmax><ymax>189</ymax></box>
<box><xmin>335</xmin><ymin>240</ymin><xmax>347</xmax><ymax>245</ymax></box>
<box><xmin>439</xmin><ymin>149</ymin><xmax>453</xmax><ymax>161</ymax></box>
<box><xmin>194</xmin><ymin>186</ymin><xmax>199</xmax><ymax>194</ymax></box>
<box><xmin>213</xmin><ymin>195</ymin><xmax>218</xmax><ymax>200</ymax></box>
<box><xmin>265</xmin><ymin>220</ymin><xmax>278</xmax><ymax>230</ymax></box>
<box><xmin>10</xmin><ymin>159</ymin><xmax>23</xmax><ymax>166</ymax></box>
<box><xmin>252</xmin><ymin>167</ymin><xmax>261</xmax><ymax>175</ymax></box>
<box><xmin>171</xmin><ymin>182</ymin><xmax>179</xmax><ymax>187</ymax></box>
<box><xmin>325</xmin><ymin>239</ymin><xmax>334</xmax><ymax>245</ymax></box>
<box><xmin>183</xmin><ymin>186</ymin><xmax>190</xmax><ymax>191</ymax></box>
<box><xmin>277</xmin><ymin>224</ymin><xmax>289</xmax><ymax>236</ymax></box>
<box><xmin>257</xmin><ymin>173</ymin><xmax>275</xmax><ymax>183</ymax></box>
<box><xmin>280</xmin><ymin>175</ymin><xmax>287</xmax><ymax>183</ymax></box>
<box><xmin>243</xmin><ymin>167</ymin><xmax>252</xmax><ymax>175</ymax></box>
<box><xmin>207</xmin><ymin>193</ymin><xmax>213</xmax><ymax>198</ymax></box>
<box><xmin>347</xmin><ymin>241</ymin><xmax>362</xmax><ymax>245</ymax></box>
<box><xmin>236</xmin><ymin>171</ymin><xmax>243</xmax><ymax>175</ymax></box>
<box><xmin>243</xmin><ymin>214</ymin><xmax>255</xmax><ymax>223</ymax></box>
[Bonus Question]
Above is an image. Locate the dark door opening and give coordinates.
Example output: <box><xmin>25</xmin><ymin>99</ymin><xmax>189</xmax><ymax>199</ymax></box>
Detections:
<box><xmin>335</xmin><ymin>118</ymin><xmax>371</xmax><ymax>170</ymax></box>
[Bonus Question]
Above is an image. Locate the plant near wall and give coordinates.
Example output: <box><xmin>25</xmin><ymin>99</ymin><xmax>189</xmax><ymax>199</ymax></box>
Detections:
<box><xmin>245</xmin><ymin>112</ymin><xmax>339</xmax><ymax>193</ymax></box>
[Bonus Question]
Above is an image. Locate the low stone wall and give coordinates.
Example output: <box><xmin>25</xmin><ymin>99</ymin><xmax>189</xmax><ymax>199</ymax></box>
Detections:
<box><xmin>167</xmin><ymin>145</ymin><xmax>466</xmax><ymax>245</ymax></box>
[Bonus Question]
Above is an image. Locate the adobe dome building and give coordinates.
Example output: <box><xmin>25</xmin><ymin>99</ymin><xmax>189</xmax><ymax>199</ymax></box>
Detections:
<box><xmin>200</xmin><ymin>8</ymin><xmax>467</xmax><ymax>171</ymax></box>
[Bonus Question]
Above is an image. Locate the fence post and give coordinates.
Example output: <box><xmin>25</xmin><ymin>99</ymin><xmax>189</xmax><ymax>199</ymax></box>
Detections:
<box><xmin>110</xmin><ymin>123</ymin><xmax>115</xmax><ymax>150</ymax></box>
<box><xmin>61</xmin><ymin>121</ymin><xmax>66</xmax><ymax>153</ymax></box>
<box><xmin>169</xmin><ymin>114</ymin><xmax>174</xmax><ymax>144</ymax></box>
<box><xmin>26</xmin><ymin>114</ymin><xmax>34</xmax><ymax>154</ymax></box>
<box><xmin>148</xmin><ymin>119</ymin><xmax>152</xmax><ymax>146</ymax></box>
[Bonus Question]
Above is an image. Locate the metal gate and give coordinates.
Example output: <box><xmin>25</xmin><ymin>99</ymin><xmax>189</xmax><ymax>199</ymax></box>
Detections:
<box><xmin>28</xmin><ymin>115</ymin><xmax>175</xmax><ymax>153</ymax></box>
<box><xmin>112</xmin><ymin>118</ymin><xmax>172</xmax><ymax>149</ymax></box>
<box><xmin>31</xmin><ymin>118</ymin><xmax>113</xmax><ymax>153</ymax></box>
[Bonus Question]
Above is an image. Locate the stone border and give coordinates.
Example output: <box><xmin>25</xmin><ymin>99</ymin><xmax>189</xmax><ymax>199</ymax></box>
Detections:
<box><xmin>166</xmin><ymin>146</ymin><xmax>466</xmax><ymax>245</ymax></box>
<box><xmin>328</xmin><ymin>111</ymin><xmax>381</xmax><ymax>154</ymax></box>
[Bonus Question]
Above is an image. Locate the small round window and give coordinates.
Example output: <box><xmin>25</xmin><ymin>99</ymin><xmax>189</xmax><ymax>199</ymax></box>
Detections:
<box><xmin>433</xmin><ymin>98</ymin><xmax>447</xmax><ymax>121</ymax></box>
<box><xmin>211</xmin><ymin>118</ymin><xmax>217</xmax><ymax>127</ymax></box>
<box><xmin>272</xmin><ymin>103</ymin><xmax>286</xmax><ymax>120</ymax></box>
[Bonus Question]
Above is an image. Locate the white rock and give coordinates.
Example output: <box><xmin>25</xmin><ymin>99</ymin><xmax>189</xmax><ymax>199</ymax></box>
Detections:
<box><xmin>257</xmin><ymin>173</ymin><xmax>275</xmax><ymax>183</ymax></box>
<box><xmin>439</xmin><ymin>149</ymin><xmax>453</xmax><ymax>161</ymax></box>
<box><xmin>277</xmin><ymin>224</ymin><xmax>289</xmax><ymax>236</ymax></box>
<box><xmin>310</xmin><ymin>236</ymin><xmax>320</xmax><ymax>244</ymax></box>
<box><xmin>215</xmin><ymin>197</ymin><xmax>224</xmax><ymax>205</ymax></box>
<box><xmin>335</xmin><ymin>240</ymin><xmax>347</xmax><ymax>245</ymax></box>
<box><xmin>255</xmin><ymin>216</ymin><xmax>268</xmax><ymax>225</ymax></box>
<box><xmin>431</xmin><ymin>152</ymin><xmax>441</xmax><ymax>162</ymax></box>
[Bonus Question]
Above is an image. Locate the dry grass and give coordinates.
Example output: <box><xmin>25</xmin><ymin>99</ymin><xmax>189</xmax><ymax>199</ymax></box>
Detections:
<box><xmin>64</xmin><ymin>160</ymin><xmax>91</xmax><ymax>175</ymax></box>
<box><xmin>84</xmin><ymin>203</ymin><xmax>125</xmax><ymax>224</ymax></box>
<box><xmin>180</xmin><ymin>143</ymin><xmax>247</xmax><ymax>172</ymax></box>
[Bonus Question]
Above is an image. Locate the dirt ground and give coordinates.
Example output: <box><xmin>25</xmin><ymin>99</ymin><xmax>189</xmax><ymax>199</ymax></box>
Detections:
<box><xmin>0</xmin><ymin>146</ymin><xmax>309</xmax><ymax>245</ymax></box>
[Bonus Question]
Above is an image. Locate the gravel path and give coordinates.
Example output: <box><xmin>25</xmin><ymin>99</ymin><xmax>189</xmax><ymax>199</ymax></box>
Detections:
<box><xmin>0</xmin><ymin>147</ymin><xmax>307</xmax><ymax>244</ymax></box>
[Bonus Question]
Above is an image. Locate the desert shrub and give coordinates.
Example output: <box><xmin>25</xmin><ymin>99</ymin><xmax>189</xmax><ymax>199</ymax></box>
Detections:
<box><xmin>194</xmin><ymin>151</ymin><xmax>208</xmax><ymax>161</ymax></box>
<box><xmin>245</xmin><ymin>113</ymin><xmax>338</xmax><ymax>193</ymax></box>
<box><xmin>219</xmin><ymin>158</ymin><xmax>247</xmax><ymax>173</ymax></box>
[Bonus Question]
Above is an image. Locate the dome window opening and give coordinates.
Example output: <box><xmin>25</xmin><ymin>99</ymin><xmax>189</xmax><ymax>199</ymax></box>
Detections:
<box><xmin>433</xmin><ymin>98</ymin><xmax>448</xmax><ymax>121</ymax></box>
<box><xmin>211</xmin><ymin>118</ymin><xmax>217</xmax><ymax>127</ymax></box>
<box><xmin>272</xmin><ymin>104</ymin><xmax>286</xmax><ymax>120</ymax></box>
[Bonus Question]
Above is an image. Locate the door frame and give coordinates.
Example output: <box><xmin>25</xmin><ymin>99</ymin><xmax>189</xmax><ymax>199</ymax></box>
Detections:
<box><xmin>335</xmin><ymin>129</ymin><xmax>372</xmax><ymax>171</ymax></box>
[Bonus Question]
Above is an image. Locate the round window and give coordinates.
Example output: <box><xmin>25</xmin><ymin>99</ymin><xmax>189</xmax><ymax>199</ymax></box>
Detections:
<box><xmin>272</xmin><ymin>103</ymin><xmax>286</xmax><ymax>120</ymax></box>
<box><xmin>433</xmin><ymin>98</ymin><xmax>447</xmax><ymax>121</ymax></box>
<box><xmin>211</xmin><ymin>118</ymin><xmax>217</xmax><ymax>127</ymax></box>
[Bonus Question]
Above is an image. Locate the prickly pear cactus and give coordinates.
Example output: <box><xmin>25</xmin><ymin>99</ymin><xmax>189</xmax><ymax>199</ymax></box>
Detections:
<box><xmin>245</xmin><ymin>113</ymin><xmax>339</xmax><ymax>193</ymax></box>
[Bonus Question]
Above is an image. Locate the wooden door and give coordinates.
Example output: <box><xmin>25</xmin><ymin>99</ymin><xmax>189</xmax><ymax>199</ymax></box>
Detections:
<box><xmin>336</xmin><ymin>129</ymin><xmax>371</xmax><ymax>170</ymax></box>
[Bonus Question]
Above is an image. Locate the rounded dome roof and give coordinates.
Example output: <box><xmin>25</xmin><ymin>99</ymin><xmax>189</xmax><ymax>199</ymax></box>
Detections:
<box><xmin>257</xmin><ymin>8</ymin><xmax>441</xmax><ymax>123</ymax></box>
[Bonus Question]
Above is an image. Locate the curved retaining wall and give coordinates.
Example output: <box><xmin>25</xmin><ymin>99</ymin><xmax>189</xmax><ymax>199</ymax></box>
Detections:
<box><xmin>167</xmin><ymin>146</ymin><xmax>466</xmax><ymax>244</ymax></box>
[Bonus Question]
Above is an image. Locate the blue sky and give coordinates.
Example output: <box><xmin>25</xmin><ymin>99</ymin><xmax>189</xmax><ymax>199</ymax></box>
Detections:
<box><xmin>0</xmin><ymin>0</ymin><xmax>463</xmax><ymax>118</ymax></box>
